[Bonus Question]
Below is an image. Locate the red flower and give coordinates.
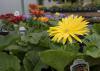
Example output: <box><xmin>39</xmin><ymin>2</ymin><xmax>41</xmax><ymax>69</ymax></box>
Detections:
<box><xmin>31</xmin><ymin>10</ymin><xmax>44</xmax><ymax>16</ymax></box>
<box><xmin>8</xmin><ymin>16</ymin><xmax>23</xmax><ymax>23</ymax></box>
<box><xmin>0</xmin><ymin>13</ymin><xmax>24</xmax><ymax>24</ymax></box>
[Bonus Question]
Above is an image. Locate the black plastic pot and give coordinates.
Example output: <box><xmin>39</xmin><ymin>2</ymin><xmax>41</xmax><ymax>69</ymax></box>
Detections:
<box><xmin>71</xmin><ymin>8</ymin><xmax>77</xmax><ymax>12</ymax></box>
<box><xmin>50</xmin><ymin>8</ymin><xmax>56</xmax><ymax>13</ymax></box>
<box><xmin>0</xmin><ymin>31</ymin><xmax>9</xmax><ymax>36</ymax></box>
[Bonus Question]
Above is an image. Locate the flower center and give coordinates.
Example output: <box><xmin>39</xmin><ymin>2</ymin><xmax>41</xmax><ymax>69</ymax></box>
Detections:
<box><xmin>66</xmin><ymin>29</ymin><xmax>69</xmax><ymax>32</ymax></box>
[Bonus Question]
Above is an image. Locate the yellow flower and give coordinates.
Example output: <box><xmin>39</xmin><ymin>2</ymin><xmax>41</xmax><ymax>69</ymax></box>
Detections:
<box><xmin>55</xmin><ymin>12</ymin><xmax>60</xmax><ymax>16</ymax></box>
<box><xmin>48</xmin><ymin>15</ymin><xmax>89</xmax><ymax>44</ymax></box>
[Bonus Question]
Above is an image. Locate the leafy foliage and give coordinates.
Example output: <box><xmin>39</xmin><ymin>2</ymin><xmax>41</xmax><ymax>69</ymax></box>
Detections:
<box><xmin>40</xmin><ymin>50</ymin><xmax>77</xmax><ymax>71</ymax></box>
<box><xmin>93</xmin><ymin>24</ymin><xmax>100</xmax><ymax>34</ymax></box>
<box><xmin>84</xmin><ymin>56</ymin><xmax>100</xmax><ymax>66</ymax></box>
<box><xmin>23</xmin><ymin>50</ymin><xmax>47</xmax><ymax>71</ymax></box>
<box><xmin>0</xmin><ymin>32</ymin><xmax>19</xmax><ymax>50</ymax></box>
<box><xmin>83</xmin><ymin>33</ymin><xmax>100</xmax><ymax>58</ymax></box>
<box><xmin>0</xmin><ymin>16</ymin><xmax>100</xmax><ymax>71</ymax></box>
<box><xmin>0</xmin><ymin>52</ymin><xmax>20</xmax><ymax>71</ymax></box>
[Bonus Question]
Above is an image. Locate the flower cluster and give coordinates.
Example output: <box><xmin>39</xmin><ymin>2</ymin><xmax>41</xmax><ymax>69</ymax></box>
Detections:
<box><xmin>33</xmin><ymin>16</ymin><xmax>49</xmax><ymax>22</ymax></box>
<box><xmin>30</xmin><ymin>10</ymin><xmax>44</xmax><ymax>16</ymax></box>
<box><xmin>29</xmin><ymin>4</ymin><xmax>44</xmax><ymax>16</ymax></box>
<box><xmin>45</xmin><ymin>12</ymin><xmax>65</xmax><ymax>20</ymax></box>
<box><xmin>0</xmin><ymin>13</ymin><xmax>23</xmax><ymax>24</ymax></box>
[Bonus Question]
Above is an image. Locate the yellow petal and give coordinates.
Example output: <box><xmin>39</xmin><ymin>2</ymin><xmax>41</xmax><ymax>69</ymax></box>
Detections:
<box><xmin>56</xmin><ymin>34</ymin><xmax>63</xmax><ymax>43</ymax></box>
<box><xmin>62</xmin><ymin>34</ymin><xmax>69</xmax><ymax>44</ymax></box>
<box><xmin>68</xmin><ymin>36</ymin><xmax>73</xmax><ymax>43</ymax></box>
<box><xmin>70</xmin><ymin>34</ymin><xmax>82</xmax><ymax>43</ymax></box>
<box><xmin>52</xmin><ymin>35</ymin><xmax>58</xmax><ymax>42</ymax></box>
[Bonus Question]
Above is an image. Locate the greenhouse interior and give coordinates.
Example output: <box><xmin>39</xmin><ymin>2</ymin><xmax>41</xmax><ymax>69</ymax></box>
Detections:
<box><xmin>0</xmin><ymin>0</ymin><xmax>100</xmax><ymax>71</ymax></box>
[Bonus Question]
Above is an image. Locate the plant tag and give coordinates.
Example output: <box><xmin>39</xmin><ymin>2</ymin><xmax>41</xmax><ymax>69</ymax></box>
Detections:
<box><xmin>19</xmin><ymin>26</ymin><xmax>26</xmax><ymax>36</ymax></box>
<box><xmin>14</xmin><ymin>11</ymin><xmax>20</xmax><ymax>16</ymax></box>
<box><xmin>70</xmin><ymin>59</ymin><xmax>89</xmax><ymax>71</ymax></box>
<box><xmin>97</xmin><ymin>10</ymin><xmax>100</xmax><ymax>13</ymax></box>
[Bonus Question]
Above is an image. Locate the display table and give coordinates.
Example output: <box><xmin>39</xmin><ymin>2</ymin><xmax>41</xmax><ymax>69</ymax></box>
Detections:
<box><xmin>64</xmin><ymin>12</ymin><xmax>100</xmax><ymax>17</ymax></box>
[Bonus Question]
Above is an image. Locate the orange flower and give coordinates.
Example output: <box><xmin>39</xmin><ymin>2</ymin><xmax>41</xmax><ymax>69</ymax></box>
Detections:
<box><xmin>28</xmin><ymin>4</ymin><xmax>44</xmax><ymax>16</ymax></box>
<box><xmin>37</xmin><ymin>17</ymin><xmax>49</xmax><ymax>22</ymax></box>
<box><xmin>29</xmin><ymin>4</ymin><xmax>39</xmax><ymax>10</ymax></box>
<box><xmin>43</xmin><ymin>17</ymin><xmax>49</xmax><ymax>22</ymax></box>
<box><xmin>33</xmin><ymin>17</ymin><xmax>37</xmax><ymax>20</ymax></box>
<box><xmin>30</xmin><ymin>10</ymin><xmax>44</xmax><ymax>16</ymax></box>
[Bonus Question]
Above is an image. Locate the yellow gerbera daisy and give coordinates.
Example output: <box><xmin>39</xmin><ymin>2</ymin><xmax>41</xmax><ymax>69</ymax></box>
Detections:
<box><xmin>48</xmin><ymin>15</ymin><xmax>89</xmax><ymax>44</ymax></box>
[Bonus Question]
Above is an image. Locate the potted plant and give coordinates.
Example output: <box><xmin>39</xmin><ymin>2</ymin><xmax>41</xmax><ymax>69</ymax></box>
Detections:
<box><xmin>0</xmin><ymin>13</ymin><xmax>100</xmax><ymax>71</ymax></box>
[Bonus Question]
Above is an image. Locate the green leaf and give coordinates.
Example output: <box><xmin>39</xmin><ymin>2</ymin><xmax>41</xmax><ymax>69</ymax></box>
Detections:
<box><xmin>21</xmin><ymin>32</ymin><xmax>43</xmax><ymax>45</ymax></box>
<box><xmin>83</xmin><ymin>33</ymin><xmax>100</xmax><ymax>48</ymax></box>
<box><xmin>0</xmin><ymin>32</ymin><xmax>19</xmax><ymax>50</ymax></box>
<box><xmin>33</xmin><ymin>60</ymin><xmax>47</xmax><ymax>71</ymax></box>
<box><xmin>93</xmin><ymin>24</ymin><xmax>100</xmax><ymax>34</ymax></box>
<box><xmin>0</xmin><ymin>52</ymin><xmax>20</xmax><ymax>71</ymax></box>
<box><xmin>63</xmin><ymin>43</ymin><xmax>80</xmax><ymax>52</ymax></box>
<box><xmin>86</xmin><ymin>48</ymin><xmax>100</xmax><ymax>58</ymax></box>
<box><xmin>23</xmin><ymin>50</ymin><xmax>47</xmax><ymax>71</ymax></box>
<box><xmin>4</xmin><ymin>45</ymin><xmax>21</xmax><ymax>51</ymax></box>
<box><xmin>4</xmin><ymin>44</ymin><xmax>29</xmax><ymax>52</ymax></box>
<box><xmin>40</xmin><ymin>50</ymin><xmax>77</xmax><ymax>71</ymax></box>
<box><xmin>38</xmin><ymin>31</ymin><xmax>51</xmax><ymax>48</ymax></box>
<box><xmin>84</xmin><ymin>56</ymin><xmax>100</xmax><ymax>66</ymax></box>
<box><xmin>23</xmin><ymin>51</ymin><xmax>40</xmax><ymax>71</ymax></box>
<box><xmin>21</xmin><ymin>31</ymin><xmax>50</xmax><ymax>47</ymax></box>
<box><xmin>83</xmin><ymin>33</ymin><xmax>100</xmax><ymax>58</ymax></box>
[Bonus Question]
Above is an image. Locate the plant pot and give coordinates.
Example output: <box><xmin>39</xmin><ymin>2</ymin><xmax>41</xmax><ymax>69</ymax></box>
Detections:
<box><xmin>0</xmin><ymin>31</ymin><xmax>9</xmax><ymax>36</ymax></box>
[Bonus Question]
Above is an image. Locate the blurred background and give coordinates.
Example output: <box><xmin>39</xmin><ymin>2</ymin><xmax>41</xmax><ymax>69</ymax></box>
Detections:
<box><xmin>0</xmin><ymin>0</ymin><xmax>100</xmax><ymax>14</ymax></box>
